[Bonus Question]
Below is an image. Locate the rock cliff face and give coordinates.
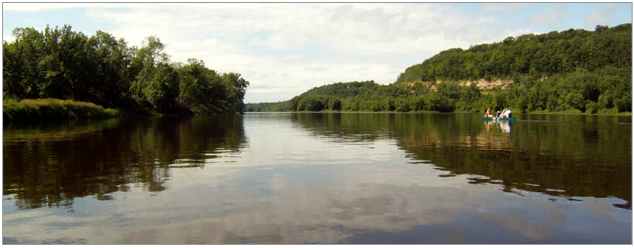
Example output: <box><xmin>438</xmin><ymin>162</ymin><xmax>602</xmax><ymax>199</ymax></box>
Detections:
<box><xmin>406</xmin><ymin>76</ymin><xmax>549</xmax><ymax>91</ymax></box>
<box><xmin>458</xmin><ymin>79</ymin><xmax>512</xmax><ymax>90</ymax></box>
<box><xmin>407</xmin><ymin>78</ymin><xmax>513</xmax><ymax>91</ymax></box>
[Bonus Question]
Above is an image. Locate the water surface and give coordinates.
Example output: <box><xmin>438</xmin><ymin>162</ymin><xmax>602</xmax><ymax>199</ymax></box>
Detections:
<box><xmin>3</xmin><ymin>113</ymin><xmax>631</xmax><ymax>244</ymax></box>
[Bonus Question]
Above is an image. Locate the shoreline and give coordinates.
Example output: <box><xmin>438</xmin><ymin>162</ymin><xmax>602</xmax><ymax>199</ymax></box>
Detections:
<box><xmin>3</xmin><ymin>98</ymin><xmax>245</xmax><ymax>123</ymax></box>
<box><xmin>245</xmin><ymin>110</ymin><xmax>631</xmax><ymax>116</ymax></box>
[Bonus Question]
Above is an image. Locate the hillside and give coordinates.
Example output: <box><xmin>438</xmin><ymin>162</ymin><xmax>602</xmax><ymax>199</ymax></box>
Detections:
<box><xmin>246</xmin><ymin>81</ymin><xmax>381</xmax><ymax>112</ymax></box>
<box><xmin>299</xmin><ymin>81</ymin><xmax>379</xmax><ymax>98</ymax></box>
<box><xmin>247</xmin><ymin>24</ymin><xmax>632</xmax><ymax>114</ymax></box>
<box><xmin>395</xmin><ymin>24</ymin><xmax>631</xmax><ymax>87</ymax></box>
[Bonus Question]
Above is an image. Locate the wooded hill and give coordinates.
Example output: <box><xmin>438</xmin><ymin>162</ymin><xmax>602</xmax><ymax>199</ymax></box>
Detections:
<box><xmin>247</xmin><ymin>24</ymin><xmax>632</xmax><ymax>114</ymax></box>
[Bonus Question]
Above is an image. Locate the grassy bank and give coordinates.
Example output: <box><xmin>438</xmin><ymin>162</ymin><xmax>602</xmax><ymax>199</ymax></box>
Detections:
<box><xmin>3</xmin><ymin>99</ymin><xmax>120</xmax><ymax>122</ymax></box>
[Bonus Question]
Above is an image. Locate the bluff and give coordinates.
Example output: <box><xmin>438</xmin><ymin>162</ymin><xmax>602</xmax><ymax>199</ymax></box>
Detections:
<box><xmin>247</xmin><ymin>24</ymin><xmax>632</xmax><ymax>114</ymax></box>
<box><xmin>395</xmin><ymin>24</ymin><xmax>631</xmax><ymax>89</ymax></box>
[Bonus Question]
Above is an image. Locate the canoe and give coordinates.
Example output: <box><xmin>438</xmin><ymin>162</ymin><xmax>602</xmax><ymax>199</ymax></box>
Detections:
<box><xmin>483</xmin><ymin>116</ymin><xmax>516</xmax><ymax>121</ymax></box>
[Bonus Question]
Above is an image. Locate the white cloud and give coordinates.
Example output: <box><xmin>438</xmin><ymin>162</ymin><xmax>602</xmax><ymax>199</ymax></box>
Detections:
<box><xmin>527</xmin><ymin>4</ymin><xmax>570</xmax><ymax>27</ymax></box>
<box><xmin>3</xmin><ymin>3</ymin><xmax>85</xmax><ymax>11</ymax></box>
<box><xmin>303</xmin><ymin>63</ymin><xmax>329</xmax><ymax>72</ymax></box>
<box><xmin>3</xmin><ymin>2</ymin><xmax>145</xmax><ymax>12</ymax></box>
<box><xmin>479</xmin><ymin>3</ymin><xmax>529</xmax><ymax>12</ymax></box>
<box><xmin>586</xmin><ymin>3</ymin><xmax>619</xmax><ymax>28</ymax></box>
<box><xmin>4</xmin><ymin>3</ymin><xmax>535</xmax><ymax>103</ymax></box>
<box><xmin>3</xmin><ymin>34</ymin><xmax>15</xmax><ymax>42</ymax></box>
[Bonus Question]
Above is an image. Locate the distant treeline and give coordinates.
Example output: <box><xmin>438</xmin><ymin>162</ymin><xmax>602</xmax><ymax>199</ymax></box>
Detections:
<box><xmin>246</xmin><ymin>80</ymin><xmax>478</xmax><ymax>113</ymax></box>
<box><xmin>247</xmin><ymin>24</ymin><xmax>631</xmax><ymax>114</ymax></box>
<box><xmin>3</xmin><ymin>25</ymin><xmax>249</xmax><ymax>116</ymax></box>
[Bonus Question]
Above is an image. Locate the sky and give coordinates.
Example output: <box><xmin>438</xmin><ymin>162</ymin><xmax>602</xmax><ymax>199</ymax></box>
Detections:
<box><xmin>2</xmin><ymin>2</ymin><xmax>632</xmax><ymax>103</ymax></box>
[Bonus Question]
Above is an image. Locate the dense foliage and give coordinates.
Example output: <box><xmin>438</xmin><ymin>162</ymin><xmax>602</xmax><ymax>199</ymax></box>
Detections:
<box><xmin>3</xmin><ymin>25</ymin><xmax>249</xmax><ymax>116</ymax></box>
<box><xmin>246</xmin><ymin>80</ymin><xmax>469</xmax><ymax>113</ymax></box>
<box><xmin>248</xmin><ymin>24</ymin><xmax>631</xmax><ymax>114</ymax></box>
<box><xmin>396</xmin><ymin>24</ymin><xmax>631</xmax><ymax>83</ymax></box>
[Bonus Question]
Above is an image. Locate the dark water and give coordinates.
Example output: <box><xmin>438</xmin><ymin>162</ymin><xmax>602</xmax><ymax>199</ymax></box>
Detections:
<box><xmin>2</xmin><ymin>113</ymin><xmax>632</xmax><ymax>244</ymax></box>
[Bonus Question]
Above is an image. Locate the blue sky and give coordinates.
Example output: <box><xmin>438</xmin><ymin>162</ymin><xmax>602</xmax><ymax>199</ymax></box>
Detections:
<box><xmin>3</xmin><ymin>2</ymin><xmax>632</xmax><ymax>103</ymax></box>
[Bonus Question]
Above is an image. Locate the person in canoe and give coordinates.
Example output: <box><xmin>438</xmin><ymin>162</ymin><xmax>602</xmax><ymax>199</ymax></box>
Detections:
<box><xmin>496</xmin><ymin>111</ymin><xmax>500</xmax><ymax>119</ymax></box>
<box><xmin>500</xmin><ymin>108</ymin><xmax>512</xmax><ymax>118</ymax></box>
<box><xmin>484</xmin><ymin>108</ymin><xmax>494</xmax><ymax>118</ymax></box>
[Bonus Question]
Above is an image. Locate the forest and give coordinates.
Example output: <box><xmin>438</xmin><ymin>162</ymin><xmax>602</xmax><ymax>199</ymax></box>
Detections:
<box><xmin>247</xmin><ymin>24</ymin><xmax>632</xmax><ymax>114</ymax></box>
<box><xmin>3</xmin><ymin>25</ymin><xmax>250</xmax><ymax>120</ymax></box>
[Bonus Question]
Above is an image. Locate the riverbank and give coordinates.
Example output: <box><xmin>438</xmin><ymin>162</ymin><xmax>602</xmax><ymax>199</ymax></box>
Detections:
<box><xmin>8</xmin><ymin>98</ymin><xmax>627</xmax><ymax>123</ymax></box>
<box><xmin>247</xmin><ymin>110</ymin><xmax>444</xmax><ymax>114</ymax></box>
<box><xmin>3</xmin><ymin>98</ymin><xmax>248</xmax><ymax>123</ymax></box>
<box><xmin>3</xmin><ymin>99</ymin><xmax>121</xmax><ymax>122</ymax></box>
<box><xmin>247</xmin><ymin>110</ymin><xmax>631</xmax><ymax>116</ymax></box>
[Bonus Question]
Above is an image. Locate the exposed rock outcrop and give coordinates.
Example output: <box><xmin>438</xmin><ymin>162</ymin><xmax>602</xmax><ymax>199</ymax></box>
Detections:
<box><xmin>407</xmin><ymin>78</ymin><xmax>513</xmax><ymax>91</ymax></box>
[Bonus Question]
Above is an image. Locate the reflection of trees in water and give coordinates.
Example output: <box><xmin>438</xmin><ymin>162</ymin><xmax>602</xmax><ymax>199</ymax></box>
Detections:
<box><xmin>293</xmin><ymin>113</ymin><xmax>631</xmax><ymax>209</ymax></box>
<box><xmin>3</xmin><ymin>116</ymin><xmax>247</xmax><ymax>210</ymax></box>
<box><xmin>291</xmin><ymin>113</ymin><xmax>395</xmax><ymax>143</ymax></box>
<box><xmin>402</xmin><ymin>143</ymin><xmax>631</xmax><ymax>208</ymax></box>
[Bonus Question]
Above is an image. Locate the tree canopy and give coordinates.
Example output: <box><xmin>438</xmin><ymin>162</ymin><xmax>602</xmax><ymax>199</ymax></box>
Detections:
<box><xmin>395</xmin><ymin>24</ymin><xmax>631</xmax><ymax>84</ymax></box>
<box><xmin>3</xmin><ymin>25</ymin><xmax>250</xmax><ymax>115</ymax></box>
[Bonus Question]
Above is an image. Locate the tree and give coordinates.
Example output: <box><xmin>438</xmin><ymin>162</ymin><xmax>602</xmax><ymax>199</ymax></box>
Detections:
<box><xmin>130</xmin><ymin>36</ymin><xmax>169</xmax><ymax>100</ymax></box>
<box><xmin>3</xmin><ymin>25</ymin><xmax>251</xmax><ymax>115</ymax></box>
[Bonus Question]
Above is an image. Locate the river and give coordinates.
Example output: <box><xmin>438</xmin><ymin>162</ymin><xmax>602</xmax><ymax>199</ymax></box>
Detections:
<box><xmin>2</xmin><ymin>112</ymin><xmax>631</xmax><ymax>244</ymax></box>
